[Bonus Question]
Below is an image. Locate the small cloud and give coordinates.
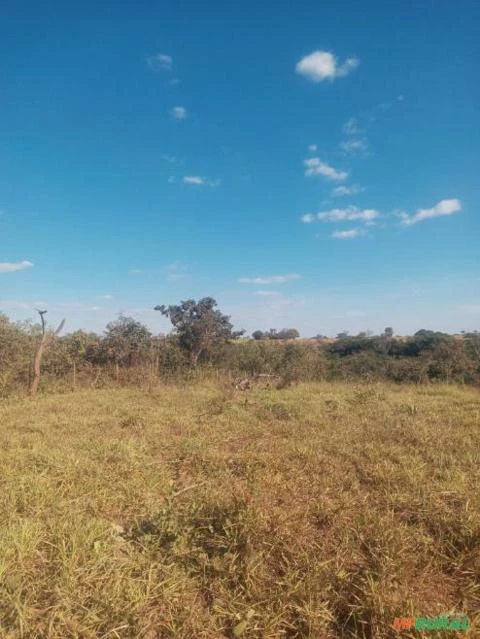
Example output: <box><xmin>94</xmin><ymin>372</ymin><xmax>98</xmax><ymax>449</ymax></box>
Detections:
<box><xmin>332</xmin><ymin>185</ymin><xmax>365</xmax><ymax>197</ymax></box>
<box><xmin>128</xmin><ymin>268</ymin><xmax>143</xmax><ymax>275</ymax></box>
<box><xmin>147</xmin><ymin>53</ymin><xmax>173</xmax><ymax>71</ymax></box>
<box><xmin>401</xmin><ymin>198</ymin><xmax>462</xmax><ymax>226</ymax></box>
<box><xmin>301</xmin><ymin>213</ymin><xmax>316</xmax><ymax>224</ymax></box>
<box><xmin>340</xmin><ymin>137</ymin><xmax>368</xmax><ymax>156</ymax></box>
<box><xmin>340</xmin><ymin>118</ymin><xmax>368</xmax><ymax>156</ymax></box>
<box><xmin>182</xmin><ymin>176</ymin><xmax>220</xmax><ymax>187</ymax></box>
<box><xmin>308</xmin><ymin>144</ymin><xmax>317</xmax><ymax>152</ymax></box>
<box><xmin>160</xmin><ymin>154</ymin><xmax>176</xmax><ymax>163</ymax></box>
<box><xmin>332</xmin><ymin>229</ymin><xmax>364</xmax><ymax>239</ymax></box>
<box><xmin>171</xmin><ymin>106</ymin><xmax>187</xmax><ymax>120</ymax></box>
<box><xmin>254</xmin><ymin>290</ymin><xmax>283</xmax><ymax>297</ymax></box>
<box><xmin>163</xmin><ymin>261</ymin><xmax>189</xmax><ymax>281</ymax></box>
<box><xmin>296</xmin><ymin>50</ymin><xmax>359</xmax><ymax>82</ymax></box>
<box><xmin>169</xmin><ymin>78</ymin><xmax>180</xmax><ymax>86</ymax></box>
<box><xmin>183</xmin><ymin>176</ymin><xmax>205</xmax><ymax>185</ymax></box>
<box><xmin>98</xmin><ymin>294</ymin><xmax>113</xmax><ymax>300</ymax></box>
<box><xmin>342</xmin><ymin>118</ymin><xmax>361</xmax><ymax>135</ymax></box>
<box><xmin>305</xmin><ymin>206</ymin><xmax>379</xmax><ymax>223</ymax></box>
<box><xmin>304</xmin><ymin>158</ymin><xmax>348</xmax><ymax>181</ymax></box>
<box><xmin>239</xmin><ymin>274</ymin><xmax>301</xmax><ymax>285</ymax></box>
<box><xmin>0</xmin><ymin>260</ymin><xmax>33</xmax><ymax>273</ymax></box>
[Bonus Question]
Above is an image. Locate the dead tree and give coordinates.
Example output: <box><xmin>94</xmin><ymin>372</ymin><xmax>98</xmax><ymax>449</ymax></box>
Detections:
<box><xmin>30</xmin><ymin>310</ymin><xmax>65</xmax><ymax>395</ymax></box>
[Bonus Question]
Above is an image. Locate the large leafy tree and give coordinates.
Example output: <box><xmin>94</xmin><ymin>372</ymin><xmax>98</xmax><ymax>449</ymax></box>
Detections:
<box><xmin>102</xmin><ymin>315</ymin><xmax>152</xmax><ymax>368</ymax></box>
<box><xmin>154</xmin><ymin>297</ymin><xmax>244</xmax><ymax>367</ymax></box>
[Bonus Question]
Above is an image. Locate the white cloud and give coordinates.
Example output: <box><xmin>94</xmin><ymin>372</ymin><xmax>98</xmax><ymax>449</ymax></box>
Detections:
<box><xmin>340</xmin><ymin>137</ymin><xmax>368</xmax><ymax>156</ymax></box>
<box><xmin>163</xmin><ymin>261</ymin><xmax>189</xmax><ymax>281</ymax></box>
<box><xmin>239</xmin><ymin>274</ymin><xmax>301</xmax><ymax>285</ymax></box>
<box><xmin>296</xmin><ymin>51</ymin><xmax>359</xmax><ymax>82</ymax></box>
<box><xmin>98</xmin><ymin>294</ymin><xmax>113</xmax><ymax>300</ymax></box>
<box><xmin>171</xmin><ymin>106</ymin><xmax>187</xmax><ymax>120</ymax></box>
<box><xmin>160</xmin><ymin>154</ymin><xmax>176</xmax><ymax>163</ymax></box>
<box><xmin>147</xmin><ymin>53</ymin><xmax>172</xmax><ymax>71</ymax></box>
<box><xmin>128</xmin><ymin>268</ymin><xmax>143</xmax><ymax>275</ymax></box>
<box><xmin>340</xmin><ymin>118</ymin><xmax>368</xmax><ymax>156</ymax></box>
<box><xmin>332</xmin><ymin>185</ymin><xmax>365</xmax><ymax>197</ymax></box>
<box><xmin>182</xmin><ymin>176</ymin><xmax>220</xmax><ymax>187</ymax></box>
<box><xmin>183</xmin><ymin>176</ymin><xmax>205</xmax><ymax>185</ymax></box>
<box><xmin>308</xmin><ymin>144</ymin><xmax>317</xmax><ymax>152</ymax></box>
<box><xmin>332</xmin><ymin>229</ymin><xmax>363</xmax><ymax>239</ymax></box>
<box><xmin>0</xmin><ymin>260</ymin><xmax>33</xmax><ymax>273</ymax></box>
<box><xmin>303</xmin><ymin>206</ymin><xmax>379</xmax><ymax>223</ymax></box>
<box><xmin>304</xmin><ymin>158</ymin><xmax>348</xmax><ymax>181</ymax></box>
<box><xmin>342</xmin><ymin>118</ymin><xmax>361</xmax><ymax>135</ymax></box>
<box><xmin>401</xmin><ymin>199</ymin><xmax>462</xmax><ymax>226</ymax></box>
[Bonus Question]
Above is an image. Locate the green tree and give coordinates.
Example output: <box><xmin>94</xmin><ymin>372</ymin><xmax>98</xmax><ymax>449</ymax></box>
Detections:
<box><xmin>154</xmin><ymin>297</ymin><xmax>244</xmax><ymax>367</ymax></box>
<box><xmin>62</xmin><ymin>330</ymin><xmax>101</xmax><ymax>388</ymax></box>
<box><xmin>252</xmin><ymin>330</ymin><xmax>266</xmax><ymax>341</ymax></box>
<box><xmin>102</xmin><ymin>315</ymin><xmax>152</xmax><ymax>372</ymax></box>
<box><xmin>277</xmin><ymin>328</ymin><xmax>300</xmax><ymax>340</ymax></box>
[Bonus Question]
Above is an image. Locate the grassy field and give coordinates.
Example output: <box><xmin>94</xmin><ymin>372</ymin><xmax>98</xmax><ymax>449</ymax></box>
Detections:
<box><xmin>0</xmin><ymin>380</ymin><xmax>479</xmax><ymax>638</ymax></box>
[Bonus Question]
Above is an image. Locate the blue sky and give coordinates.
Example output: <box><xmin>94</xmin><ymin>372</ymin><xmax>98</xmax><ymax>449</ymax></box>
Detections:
<box><xmin>1</xmin><ymin>0</ymin><xmax>479</xmax><ymax>336</ymax></box>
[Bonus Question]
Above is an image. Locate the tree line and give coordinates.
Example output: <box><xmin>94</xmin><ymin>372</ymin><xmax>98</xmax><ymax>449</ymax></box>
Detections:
<box><xmin>0</xmin><ymin>297</ymin><xmax>479</xmax><ymax>396</ymax></box>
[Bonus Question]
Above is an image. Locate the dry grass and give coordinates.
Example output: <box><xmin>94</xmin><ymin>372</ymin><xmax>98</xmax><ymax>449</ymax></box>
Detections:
<box><xmin>0</xmin><ymin>380</ymin><xmax>479</xmax><ymax>638</ymax></box>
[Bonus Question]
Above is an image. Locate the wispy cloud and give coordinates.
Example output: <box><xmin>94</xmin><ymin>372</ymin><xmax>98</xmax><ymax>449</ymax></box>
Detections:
<box><xmin>0</xmin><ymin>260</ymin><xmax>33</xmax><ymax>273</ymax></box>
<box><xmin>332</xmin><ymin>229</ymin><xmax>364</xmax><ymax>239</ymax></box>
<box><xmin>147</xmin><ymin>53</ymin><xmax>173</xmax><ymax>71</ymax></box>
<box><xmin>308</xmin><ymin>144</ymin><xmax>317</xmax><ymax>152</ymax></box>
<box><xmin>342</xmin><ymin>118</ymin><xmax>361</xmax><ymax>135</ymax></box>
<box><xmin>128</xmin><ymin>268</ymin><xmax>144</xmax><ymax>275</ymax></box>
<box><xmin>302</xmin><ymin>206</ymin><xmax>379</xmax><ymax>223</ymax></box>
<box><xmin>332</xmin><ymin>185</ymin><xmax>365</xmax><ymax>197</ymax></box>
<box><xmin>160</xmin><ymin>153</ymin><xmax>176</xmax><ymax>163</ymax></box>
<box><xmin>183</xmin><ymin>176</ymin><xmax>205</xmax><ymax>185</ymax></box>
<box><xmin>340</xmin><ymin>118</ymin><xmax>368</xmax><ymax>156</ymax></box>
<box><xmin>171</xmin><ymin>106</ymin><xmax>187</xmax><ymax>120</ymax></box>
<box><xmin>163</xmin><ymin>261</ymin><xmax>189</xmax><ymax>281</ymax></box>
<box><xmin>182</xmin><ymin>176</ymin><xmax>220</xmax><ymax>187</ymax></box>
<box><xmin>239</xmin><ymin>274</ymin><xmax>301</xmax><ymax>285</ymax></box>
<box><xmin>304</xmin><ymin>158</ymin><xmax>348</xmax><ymax>181</ymax></box>
<box><xmin>400</xmin><ymin>199</ymin><xmax>462</xmax><ymax>226</ymax></box>
<box><xmin>296</xmin><ymin>50</ymin><xmax>359</xmax><ymax>82</ymax></box>
<box><xmin>97</xmin><ymin>294</ymin><xmax>114</xmax><ymax>300</ymax></box>
<box><xmin>340</xmin><ymin>137</ymin><xmax>368</xmax><ymax>156</ymax></box>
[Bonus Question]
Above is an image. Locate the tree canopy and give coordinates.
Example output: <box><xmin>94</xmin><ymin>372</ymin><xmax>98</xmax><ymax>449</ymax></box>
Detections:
<box><xmin>155</xmin><ymin>297</ymin><xmax>244</xmax><ymax>366</ymax></box>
